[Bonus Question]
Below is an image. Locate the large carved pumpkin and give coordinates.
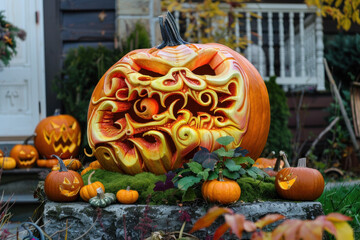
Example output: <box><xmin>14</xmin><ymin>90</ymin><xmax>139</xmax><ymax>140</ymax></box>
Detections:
<box><xmin>34</xmin><ymin>110</ymin><xmax>81</xmax><ymax>159</ymax></box>
<box><xmin>87</xmin><ymin>12</ymin><xmax>270</xmax><ymax>175</ymax></box>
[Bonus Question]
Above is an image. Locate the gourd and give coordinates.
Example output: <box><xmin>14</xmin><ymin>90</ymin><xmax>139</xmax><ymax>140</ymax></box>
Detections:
<box><xmin>10</xmin><ymin>135</ymin><xmax>39</xmax><ymax>168</ymax></box>
<box><xmin>37</xmin><ymin>158</ymin><xmax>58</xmax><ymax>168</ymax></box>
<box><xmin>86</xmin><ymin>12</ymin><xmax>270</xmax><ymax>175</ymax></box>
<box><xmin>89</xmin><ymin>187</ymin><xmax>116</xmax><ymax>208</ymax></box>
<box><xmin>0</xmin><ymin>156</ymin><xmax>16</xmax><ymax>170</ymax></box>
<box><xmin>201</xmin><ymin>170</ymin><xmax>241</xmax><ymax>204</ymax></box>
<box><xmin>275</xmin><ymin>157</ymin><xmax>325</xmax><ymax>201</ymax></box>
<box><xmin>116</xmin><ymin>186</ymin><xmax>139</xmax><ymax>204</ymax></box>
<box><xmin>44</xmin><ymin>155</ymin><xmax>84</xmax><ymax>202</ymax></box>
<box><xmin>80</xmin><ymin>171</ymin><xmax>105</xmax><ymax>202</ymax></box>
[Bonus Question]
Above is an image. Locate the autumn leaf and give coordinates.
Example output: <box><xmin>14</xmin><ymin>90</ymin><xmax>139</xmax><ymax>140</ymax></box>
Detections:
<box><xmin>224</xmin><ymin>214</ymin><xmax>246</xmax><ymax>239</ymax></box>
<box><xmin>190</xmin><ymin>207</ymin><xmax>233</xmax><ymax>233</ymax></box>
<box><xmin>255</xmin><ymin>214</ymin><xmax>285</xmax><ymax>229</ymax></box>
<box><xmin>213</xmin><ymin>223</ymin><xmax>230</xmax><ymax>240</ymax></box>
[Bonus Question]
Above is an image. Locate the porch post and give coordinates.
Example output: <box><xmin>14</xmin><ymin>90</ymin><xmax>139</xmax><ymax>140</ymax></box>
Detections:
<box><xmin>315</xmin><ymin>14</ymin><xmax>325</xmax><ymax>91</ymax></box>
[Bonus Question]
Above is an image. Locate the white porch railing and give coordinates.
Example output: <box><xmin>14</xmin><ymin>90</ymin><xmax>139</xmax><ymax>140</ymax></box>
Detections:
<box><xmin>170</xmin><ymin>3</ymin><xmax>325</xmax><ymax>91</ymax></box>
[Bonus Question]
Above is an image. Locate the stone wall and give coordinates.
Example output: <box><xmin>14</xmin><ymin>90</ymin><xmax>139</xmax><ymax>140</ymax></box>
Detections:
<box><xmin>44</xmin><ymin>201</ymin><xmax>324</xmax><ymax>239</ymax></box>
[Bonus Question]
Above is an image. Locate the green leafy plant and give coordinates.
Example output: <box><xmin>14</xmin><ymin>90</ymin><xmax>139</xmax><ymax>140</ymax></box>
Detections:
<box><xmin>0</xmin><ymin>11</ymin><xmax>26</xmax><ymax>66</ymax></box>
<box><xmin>173</xmin><ymin>136</ymin><xmax>268</xmax><ymax>201</ymax></box>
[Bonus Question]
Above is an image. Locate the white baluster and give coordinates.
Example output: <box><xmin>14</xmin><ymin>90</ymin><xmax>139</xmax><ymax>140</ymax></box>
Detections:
<box><xmin>316</xmin><ymin>14</ymin><xmax>325</xmax><ymax>91</ymax></box>
<box><xmin>268</xmin><ymin>12</ymin><xmax>275</xmax><ymax>77</ymax></box>
<box><xmin>257</xmin><ymin>12</ymin><xmax>264</xmax><ymax>76</ymax></box>
<box><xmin>299</xmin><ymin>12</ymin><xmax>305</xmax><ymax>77</ymax></box>
<box><xmin>279</xmin><ymin>12</ymin><xmax>285</xmax><ymax>77</ymax></box>
<box><xmin>235</xmin><ymin>11</ymin><xmax>240</xmax><ymax>52</ymax></box>
<box><xmin>246</xmin><ymin>12</ymin><xmax>252</xmax><ymax>62</ymax></box>
<box><xmin>289</xmin><ymin>12</ymin><xmax>295</xmax><ymax>77</ymax></box>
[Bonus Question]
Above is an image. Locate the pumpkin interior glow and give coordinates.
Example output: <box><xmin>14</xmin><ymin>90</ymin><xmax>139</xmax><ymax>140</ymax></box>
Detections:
<box><xmin>277</xmin><ymin>174</ymin><xmax>297</xmax><ymax>190</ymax></box>
<box><xmin>87</xmin><ymin>12</ymin><xmax>270</xmax><ymax>175</ymax></box>
<box><xmin>59</xmin><ymin>177</ymin><xmax>82</xmax><ymax>197</ymax></box>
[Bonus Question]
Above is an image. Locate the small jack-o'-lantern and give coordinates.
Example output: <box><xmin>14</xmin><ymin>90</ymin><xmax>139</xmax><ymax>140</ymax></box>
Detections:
<box><xmin>275</xmin><ymin>158</ymin><xmax>324</xmax><ymax>201</ymax></box>
<box><xmin>10</xmin><ymin>135</ymin><xmax>39</xmax><ymax>168</ymax></box>
<box><xmin>44</xmin><ymin>155</ymin><xmax>84</xmax><ymax>202</ymax></box>
<box><xmin>87</xmin><ymin>12</ymin><xmax>270</xmax><ymax>175</ymax></box>
<box><xmin>34</xmin><ymin>109</ymin><xmax>81</xmax><ymax>159</ymax></box>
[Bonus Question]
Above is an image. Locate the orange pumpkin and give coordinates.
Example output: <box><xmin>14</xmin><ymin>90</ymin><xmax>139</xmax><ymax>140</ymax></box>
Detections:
<box><xmin>0</xmin><ymin>156</ymin><xmax>16</xmax><ymax>170</ymax></box>
<box><xmin>52</xmin><ymin>158</ymin><xmax>82</xmax><ymax>171</ymax></box>
<box><xmin>34</xmin><ymin>110</ymin><xmax>81</xmax><ymax>159</ymax></box>
<box><xmin>89</xmin><ymin>160</ymin><xmax>103</xmax><ymax>169</ymax></box>
<box><xmin>87</xmin><ymin>12</ymin><xmax>270</xmax><ymax>175</ymax></box>
<box><xmin>44</xmin><ymin>155</ymin><xmax>84</xmax><ymax>202</ymax></box>
<box><xmin>80</xmin><ymin>171</ymin><xmax>105</xmax><ymax>202</ymax></box>
<box><xmin>37</xmin><ymin>159</ymin><xmax>59</xmax><ymax>168</ymax></box>
<box><xmin>81</xmin><ymin>166</ymin><xmax>93</xmax><ymax>176</ymax></box>
<box><xmin>116</xmin><ymin>186</ymin><xmax>139</xmax><ymax>204</ymax></box>
<box><xmin>201</xmin><ymin>171</ymin><xmax>241</xmax><ymax>204</ymax></box>
<box><xmin>255</xmin><ymin>151</ymin><xmax>287</xmax><ymax>177</ymax></box>
<box><xmin>275</xmin><ymin>158</ymin><xmax>324</xmax><ymax>201</ymax></box>
<box><xmin>0</xmin><ymin>150</ymin><xmax>3</xmax><ymax>158</ymax></box>
<box><xmin>10</xmin><ymin>135</ymin><xmax>39</xmax><ymax>168</ymax></box>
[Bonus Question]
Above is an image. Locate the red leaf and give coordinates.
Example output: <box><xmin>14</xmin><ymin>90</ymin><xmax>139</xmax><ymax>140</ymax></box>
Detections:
<box><xmin>298</xmin><ymin>221</ymin><xmax>323</xmax><ymax>240</ymax></box>
<box><xmin>251</xmin><ymin>231</ymin><xmax>265</xmax><ymax>240</ymax></box>
<box><xmin>214</xmin><ymin>223</ymin><xmax>230</xmax><ymax>240</ymax></box>
<box><xmin>272</xmin><ymin>219</ymin><xmax>302</xmax><ymax>240</ymax></box>
<box><xmin>326</xmin><ymin>212</ymin><xmax>353</xmax><ymax>222</ymax></box>
<box><xmin>190</xmin><ymin>206</ymin><xmax>233</xmax><ymax>233</ymax></box>
<box><xmin>244</xmin><ymin>220</ymin><xmax>257</xmax><ymax>232</ymax></box>
<box><xmin>224</xmin><ymin>213</ymin><xmax>245</xmax><ymax>239</ymax></box>
<box><xmin>315</xmin><ymin>216</ymin><xmax>337</xmax><ymax>235</ymax></box>
<box><xmin>255</xmin><ymin>214</ymin><xmax>285</xmax><ymax>229</ymax></box>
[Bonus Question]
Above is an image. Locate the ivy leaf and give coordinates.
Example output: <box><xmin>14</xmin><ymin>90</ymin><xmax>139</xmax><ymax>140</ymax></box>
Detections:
<box><xmin>233</xmin><ymin>156</ymin><xmax>255</xmax><ymax>165</ymax></box>
<box><xmin>197</xmin><ymin>168</ymin><xmax>211</xmax><ymax>180</ymax></box>
<box><xmin>234</xmin><ymin>147</ymin><xmax>249</xmax><ymax>157</ymax></box>
<box><xmin>246</xmin><ymin>168</ymin><xmax>258</xmax><ymax>179</ymax></box>
<box><xmin>216</xmin><ymin>136</ymin><xmax>234</xmax><ymax>146</ymax></box>
<box><xmin>208</xmin><ymin>171</ymin><xmax>219</xmax><ymax>180</ymax></box>
<box><xmin>177</xmin><ymin>176</ymin><xmax>202</xmax><ymax>191</ymax></box>
<box><xmin>249</xmin><ymin>166</ymin><xmax>269</xmax><ymax>178</ymax></box>
<box><xmin>222</xmin><ymin>169</ymin><xmax>240</xmax><ymax>180</ymax></box>
<box><xmin>193</xmin><ymin>147</ymin><xmax>219</xmax><ymax>170</ymax></box>
<box><xmin>224</xmin><ymin>159</ymin><xmax>242</xmax><ymax>171</ymax></box>
<box><xmin>187</xmin><ymin>161</ymin><xmax>203</xmax><ymax>174</ymax></box>
<box><xmin>214</xmin><ymin>148</ymin><xmax>235</xmax><ymax>158</ymax></box>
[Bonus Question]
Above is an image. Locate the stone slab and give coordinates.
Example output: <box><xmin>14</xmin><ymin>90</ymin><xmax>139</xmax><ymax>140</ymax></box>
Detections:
<box><xmin>43</xmin><ymin>201</ymin><xmax>324</xmax><ymax>239</ymax></box>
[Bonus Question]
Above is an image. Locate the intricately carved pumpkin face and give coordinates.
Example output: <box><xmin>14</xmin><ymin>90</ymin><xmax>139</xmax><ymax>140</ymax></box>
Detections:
<box><xmin>59</xmin><ymin>176</ymin><xmax>82</xmax><ymax>197</ymax></box>
<box><xmin>10</xmin><ymin>145</ymin><xmax>38</xmax><ymax>168</ymax></box>
<box><xmin>87</xmin><ymin>13</ymin><xmax>270</xmax><ymax>175</ymax></box>
<box><xmin>34</xmin><ymin>114</ymin><xmax>81</xmax><ymax>159</ymax></box>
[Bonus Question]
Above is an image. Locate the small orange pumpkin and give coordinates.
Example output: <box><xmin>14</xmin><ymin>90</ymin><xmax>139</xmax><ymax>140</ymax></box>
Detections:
<box><xmin>116</xmin><ymin>186</ymin><xmax>139</xmax><ymax>204</ymax></box>
<box><xmin>80</xmin><ymin>171</ymin><xmax>105</xmax><ymax>202</ymax></box>
<box><xmin>10</xmin><ymin>135</ymin><xmax>39</xmax><ymax>168</ymax></box>
<box><xmin>201</xmin><ymin>170</ymin><xmax>241</xmax><ymax>204</ymax></box>
<box><xmin>254</xmin><ymin>151</ymin><xmax>285</xmax><ymax>169</ymax></box>
<box><xmin>44</xmin><ymin>155</ymin><xmax>84</xmax><ymax>202</ymax></box>
<box><xmin>37</xmin><ymin>158</ymin><xmax>59</xmax><ymax>168</ymax></box>
<box><xmin>275</xmin><ymin>158</ymin><xmax>324</xmax><ymax>201</ymax></box>
<box><xmin>52</xmin><ymin>158</ymin><xmax>82</xmax><ymax>171</ymax></box>
<box><xmin>81</xmin><ymin>166</ymin><xmax>93</xmax><ymax>176</ymax></box>
<box><xmin>0</xmin><ymin>156</ymin><xmax>16</xmax><ymax>170</ymax></box>
<box><xmin>89</xmin><ymin>160</ymin><xmax>103</xmax><ymax>169</ymax></box>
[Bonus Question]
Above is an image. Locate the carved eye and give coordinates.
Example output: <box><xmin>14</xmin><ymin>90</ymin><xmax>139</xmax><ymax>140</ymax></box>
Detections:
<box><xmin>139</xmin><ymin>68</ymin><xmax>164</xmax><ymax>77</ymax></box>
<box><xmin>70</xmin><ymin>122</ymin><xmax>77</xmax><ymax>130</ymax></box>
<box><xmin>51</xmin><ymin>122</ymin><xmax>60</xmax><ymax>129</ymax></box>
<box><xmin>19</xmin><ymin>150</ymin><xmax>26</xmax><ymax>155</ymax></box>
<box><xmin>63</xmin><ymin>177</ymin><xmax>71</xmax><ymax>185</ymax></box>
<box><xmin>30</xmin><ymin>151</ymin><xmax>35</xmax><ymax>155</ymax></box>
<box><xmin>73</xmin><ymin>177</ymin><xmax>80</xmax><ymax>184</ymax></box>
<box><xmin>192</xmin><ymin>64</ymin><xmax>216</xmax><ymax>76</ymax></box>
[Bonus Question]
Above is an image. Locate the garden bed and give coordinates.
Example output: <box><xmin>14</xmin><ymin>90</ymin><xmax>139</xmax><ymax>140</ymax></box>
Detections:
<box><xmin>43</xmin><ymin>200</ymin><xmax>324</xmax><ymax>239</ymax></box>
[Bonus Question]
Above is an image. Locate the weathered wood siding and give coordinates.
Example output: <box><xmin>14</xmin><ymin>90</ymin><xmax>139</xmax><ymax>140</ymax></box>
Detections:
<box><xmin>60</xmin><ymin>0</ymin><xmax>116</xmax><ymax>55</ymax></box>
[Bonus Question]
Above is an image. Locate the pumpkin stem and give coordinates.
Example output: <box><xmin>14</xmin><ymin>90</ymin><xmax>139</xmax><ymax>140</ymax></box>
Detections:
<box><xmin>88</xmin><ymin>171</ymin><xmax>95</xmax><ymax>185</ymax></box>
<box><xmin>23</xmin><ymin>134</ymin><xmax>35</xmax><ymax>145</ymax></box>
<box><xmin>266</xmin><ymin>151</ymin><xmax>276</xmax><ymax>159</ymax></box>
<box><xmin>126</xmin><ymin>186</ymin><xmax>131</xmax><ymax>191</ymax></box>
<box><xmin>297</xmin><ymin>158</ymin><xmax>307</xmax><ymax>168</ymax></box>
<box><xmin>218</xmin><ymin>170</ymin><xmax>225</xmax><ymax>182</ymax></box>
<box><xmin>279</xmin><ymin>151</ymin><xmax>291</xmax><ymax>168</ymax></box>
<box><xmin>96</xmin><ymin>187</ymin><xmax>105</xmax><ymax>200</ymax></box>
<box><xmin>157</xmin><ymin>11</ymin><xmax>188</xmax><ymax>49</ymax></box>
<box><xmin>51</xmin><ymin>154</ymin><xmax>68</xmax><ymax>172</ymax></box>
<box><xmin>273</xmin><ymin>156</ymin><xmax>282</xmax><ymax>172</ymax></box>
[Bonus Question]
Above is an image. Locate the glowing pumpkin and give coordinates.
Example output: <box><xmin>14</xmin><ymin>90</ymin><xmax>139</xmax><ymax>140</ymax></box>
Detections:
<box><xmin>275</xmin><ymin>158</ymin><xmax>325</xmax><ymax>201</ymax></box>
<box><xmin>44</xmin><ymin>155</ymin><xmax>84</xmax><ymax>202</ymax></box>
<box><xmin>87</xmin><ymin>12</ymin><xmax>270</xmax><ymax>175</ymax></box>
<box><xmin>34</xmin><ymin>110</ymin><xmax>81</xmax><ymax>159</ymax></box>
<box><xmin>10</xmin><ymin>135</ymin><xmax>39</xmax><ymax>168</ymax></box>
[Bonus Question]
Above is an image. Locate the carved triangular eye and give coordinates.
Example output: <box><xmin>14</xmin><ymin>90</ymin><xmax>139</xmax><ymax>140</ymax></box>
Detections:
<box><xmin>51</xmin><ymin>122</ymin><xmax>60</xmax><ymax>129</ymax></box>
<box><xmin>70</xmin><ymin>121</ymin><xmax>77</xmax><ymax>130</ymax></box>
<box><xmin>20</xmin><ymin>150</ymin><xmax>25</xmax><ymax>155</ymax></box>
<box><xmin>63</xmin><ymin>177</ymin><xmax>71</xmax><ymax>184</ymax></box>
<box><xmin>73</xmin><ymin>177</ymin><xmax>79</xmax><ymax>184</ymax></box>
<box><xmin>30</xmin><ymin>151</ymin><xmax>35</xmax><ymax>155</ymax></box>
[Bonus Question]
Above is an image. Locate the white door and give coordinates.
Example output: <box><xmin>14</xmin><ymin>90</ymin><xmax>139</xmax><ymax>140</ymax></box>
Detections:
<box><xmin>0</xmin><ymin>0</ymin><xmax>46</xmax><ymax>141</ymax></box>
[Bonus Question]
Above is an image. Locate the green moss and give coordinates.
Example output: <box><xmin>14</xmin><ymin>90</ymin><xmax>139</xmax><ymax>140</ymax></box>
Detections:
<box><xmin>237</xmin><ymin>177</ymin><xmax>279</xmax><ymax>202</ymax></box>
<box><xmin>82</xmin><ymin>170</ymin><xmax>279</xmax><ymax>204</ymax></box>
